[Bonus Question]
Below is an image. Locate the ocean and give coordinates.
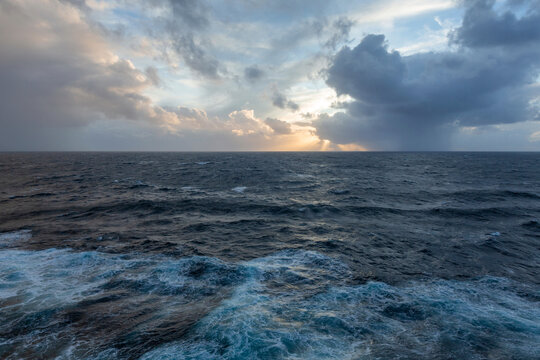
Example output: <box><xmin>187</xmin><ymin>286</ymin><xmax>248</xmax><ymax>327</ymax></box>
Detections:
<box><xmin>0</xmin><ymin>152</ymin><xmax>539</xmax><ymax>359</ymax></box>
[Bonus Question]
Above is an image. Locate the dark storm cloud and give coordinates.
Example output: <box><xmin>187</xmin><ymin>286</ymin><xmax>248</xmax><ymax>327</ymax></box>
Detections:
<box><xmin>264</xmin><ymin>117</ymin><xmax>292</xmax><ymax>134</ymax></box>
<box><xmin>313</xmin><ymin>0</ymin><xmax>540</xmax><ymax>150</ymax></box>
<box><xmin>450</xmin><ymin>0</ymin><xmax>540</xmax><ymax>47</ymax></box>
<box><xmin>244</xmin><ymin>65</ymin><xmax>265</xmax><ymax>81</ymax></box>
<box><xmin>326</xmin><ymin>34</ymin><xmax>406</xmax><ymax>104</ymax></box>
<box><xmin>272</xmin><ymin>91</ymin><xmax>300</xmax><ymax>112</ymax></box>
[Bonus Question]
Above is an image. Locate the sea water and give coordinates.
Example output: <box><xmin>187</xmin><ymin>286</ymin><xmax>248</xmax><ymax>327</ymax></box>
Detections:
<box><xmin>0</xmin><ymin>152</ymin><xmax>539</xmax><ymax>359</ymax></box>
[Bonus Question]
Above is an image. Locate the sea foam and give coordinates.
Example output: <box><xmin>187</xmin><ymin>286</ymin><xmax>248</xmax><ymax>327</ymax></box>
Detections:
<box><xmin>141</xmin><ymin>251</ymin><xmax>540</xmax><ymax>360</ymax></box>
<box><xmin>0</xmin><ymin>248</ymin><xmax>246</xmax><ymax>359</ymax></box>
<box><xmin>0</xmin><ymin>248</ymin><xmax>537</xmax><ymax>360</ymax></box>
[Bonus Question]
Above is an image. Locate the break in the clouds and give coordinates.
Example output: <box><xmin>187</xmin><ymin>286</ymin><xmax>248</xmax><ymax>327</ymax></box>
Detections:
<box><xmin>0</xmin><ymin>0</ymin><xmax>539</xmax><ymax>150</ymax></box>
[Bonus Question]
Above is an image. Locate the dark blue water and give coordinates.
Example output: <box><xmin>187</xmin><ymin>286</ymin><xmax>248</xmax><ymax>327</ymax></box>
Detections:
<box><xmin>0</xmin><ymin>152</ymin><xmax>539</xmax><ymax>359</ymax></box>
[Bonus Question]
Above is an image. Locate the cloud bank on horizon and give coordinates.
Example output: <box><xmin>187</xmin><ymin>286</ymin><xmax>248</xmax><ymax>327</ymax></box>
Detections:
<box><xmin>0</xmin><ymin>0</ymin><xmax>539</xmax><ymax>150</ymax></box>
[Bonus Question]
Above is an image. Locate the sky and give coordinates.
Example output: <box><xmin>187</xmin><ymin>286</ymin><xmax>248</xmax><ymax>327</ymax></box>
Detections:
<box><xmin>0</xmin><ymin>0</ymin><xmax>539</xmax><ymax>151</ymax></box>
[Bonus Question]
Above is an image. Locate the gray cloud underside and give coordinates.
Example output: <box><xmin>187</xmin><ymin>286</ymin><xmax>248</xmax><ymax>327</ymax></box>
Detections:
<box><xmin>0</xmin><ymin>3</ymin><xmax>154</xmax><ymax>129</ymax></box>
<box><xmin>450</xmin><ymin>0</ymin><xmax>540</xmax><ymax>47</ymax></box>
<box><xmin>3</xmin><ymin>0</ymin><xmax>539</xmax><ymax>151</ymax></box>
<box><xmin>264</xmin><ymin>117</ymin><xmax>292</xmax><ymax>134</ymax></box>
<box><xmin>142</xmin><ymin>0</ymin><xmax>222</xmax><ymax>78</ymax></box>
<box><xmin>314</xmin><ymin>0</ymin><xmax>540</xmax><ymax>150</ymax></box>
<box><xmin>244</xmin><ymin>65</ymin><xmax>265</xmax><ymax>81</ymax></box>
<box><xmin>272</xmin><ymin>91</ymin><xmax>300</xmax><ymax>112</ymax></box>
<box><xmin>0</xmin><ymin>0</ymin><xmax>333</xmax><ymax>150</ymax></box>
<box><xmin>0</xmin><ymin>0</ymin><xmax>231</xmax><ymax>149</ymax></box>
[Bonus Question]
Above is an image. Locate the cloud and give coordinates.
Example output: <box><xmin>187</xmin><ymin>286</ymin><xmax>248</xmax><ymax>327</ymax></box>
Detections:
<box><xmin>158</xmin><ymin>106</ymin><xmax>221</xmax><ymax>132</ymax></box>
<box><xmin>450</xmin><ymin>0</ymin><xmax>540</xmax><ymax>48</ymax></box>
<box><xmin>3</xmin><ymin>0</ymin><xmax>538</xmax><ymax>151</ymax></box>
<box><xmin>145</xmin><ymin>66</ymin><xmax>161</xmax><ymax>86</ymax></box>
<box><xmin>167</xmin><ymin>0</ymin><xmax>209</xmax><ymax>30</ymax></box>
<box><xmin>313</xmin><ymin>0</ymin><xmax>540</xmax><ymax>150</ymax></box>
<box><xmin>269</xmin><ymin>15</ymin><xmax>354</xmax><ymax>54</ymax></box>
<box><xmin>264</xmin><ymin>117</ymin><xmax>292</xmax><ymax>134</ymax></box>
<box><xmin>324</xmin><ymin>17</ymin><xmax>354</xmax><ymax>50</ymax></box>
<box><xmin>0</xmin><ymin>1</ymin><xmax>153</xmax><ymax>129</ymax></box>
<box><xmin>223</xmin><ymin>0</ymin><xmax>330</xmax><ymax>22</ymax></box>
<box><xmin>170</xmin><ymin>35</ymin><xmax>220</xmax><ymax>78</ymax></box>
<box><xmin>244</xmin><ymin>65</ymin><xmax>265</xmax><ymax>81</ymax></box>
<box><xmin>529</xmin><ymin>131</ymin><xmax>540</xmax><ymax>142</ymax></box>
<box><xmin>270</xmin><ymin>19</ymin><xmax>325</xmax><ymax>51</ymax></box>
<box><xmin>326</xmin><ymin>34</ymin><xmax>406</xmax><ymax>104</ymax></box>
<box><xmin>139</xmin><ymin>0</ymin><xmax>222</xmax><ymax>79</ymax></box>
<box><xmin>272</xmin><ymin>91</ymin><xmax>300</xmax><ymax>111</ymax></box>
<box><xmin>227</xmin><ymin>109</ymin><xmax>271</xmax><ymax>136</ymax></box>
<box><xmin>0</xmin><ymin>0</ymin><xmax>271</xmax><ymax>149</ymax></box>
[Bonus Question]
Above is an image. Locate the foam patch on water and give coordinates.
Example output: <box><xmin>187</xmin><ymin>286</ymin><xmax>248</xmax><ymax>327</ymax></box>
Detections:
<box><xmin>0</xmin><ymin>230</ymin><xmax>32</xmax><ymax>247</ymax></box>
<box><xmin>232</xmin><ymin>186</ymin><xmax>247</xmax><ymax>193</ymax></box>
<box><xmin>0</xmin><ymin>249</ymin><xmax>246</xmax><ymax>359</ymax></box>
<box><xmin>181</xmin><ymin>186</ymin><xmax>198</xmax><ymax>191</ymax></box>
<box><xmin>142</xmin><ymin>251</ymin><xmax>540</xmax><ymax>360</ymax></box>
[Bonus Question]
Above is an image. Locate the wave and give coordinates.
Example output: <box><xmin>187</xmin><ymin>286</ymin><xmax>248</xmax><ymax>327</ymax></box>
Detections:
<box><xmin>1</xmin><ymin>247</ymin><xmax>537</xmax><ymax>359</ymax></box>
<box><xmin>0</xmin><ymin>248</ymin><xmax>247</xmax><ymax>359</ymax></box>
<box><xmin>4</xmin><ymin>187</ymin><xmax>539</xmax><ymax>226</ymax></box>
<box><xmin>143</xmin><ymin>252</ymin><xmax>540</xmax><ymax>360</ymax></box>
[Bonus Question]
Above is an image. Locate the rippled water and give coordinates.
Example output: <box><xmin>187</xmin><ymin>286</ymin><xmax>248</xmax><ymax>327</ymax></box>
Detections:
<box><xmin>0</xmin><ymin>152</ymin><xmax>539</xmax><ymax>359</ymax></box>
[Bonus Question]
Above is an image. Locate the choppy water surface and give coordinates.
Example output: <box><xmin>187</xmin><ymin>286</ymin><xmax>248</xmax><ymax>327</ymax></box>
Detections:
<box><xmin>0</xmin><ymin>152</ymin><xmax>539</xmax><ymax>359</ymax></box>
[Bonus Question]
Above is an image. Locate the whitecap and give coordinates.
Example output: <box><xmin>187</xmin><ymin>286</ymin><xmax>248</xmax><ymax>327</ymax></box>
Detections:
<box><xmin>232</xmin><ymin>186</ymin><xmax>247</xmax><ymax>193</ymax></box>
